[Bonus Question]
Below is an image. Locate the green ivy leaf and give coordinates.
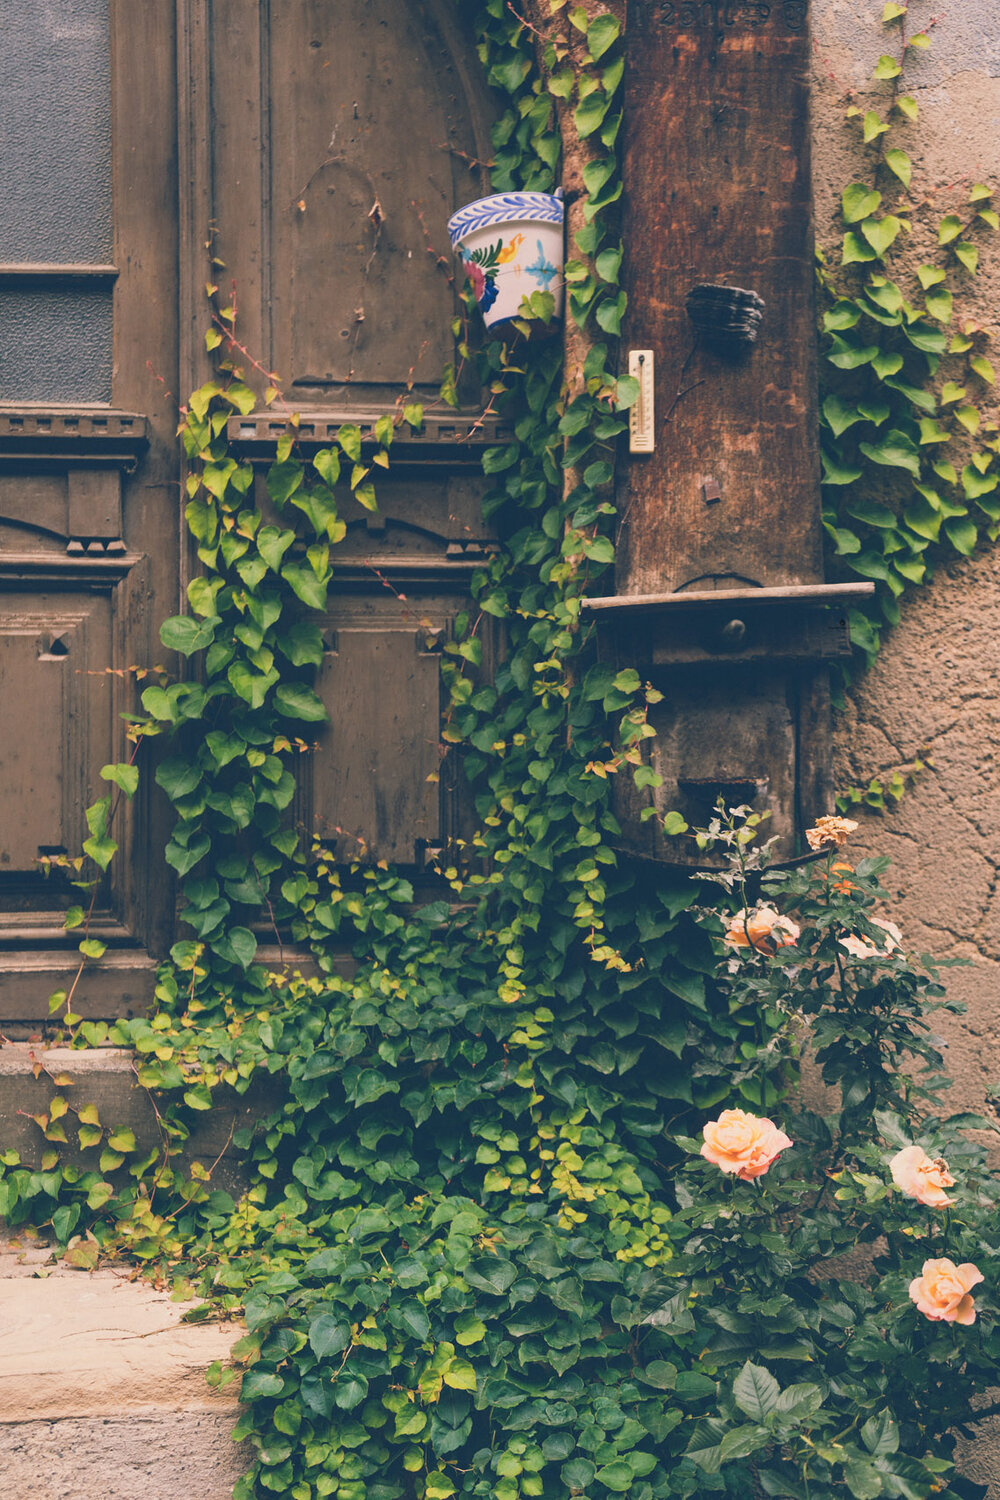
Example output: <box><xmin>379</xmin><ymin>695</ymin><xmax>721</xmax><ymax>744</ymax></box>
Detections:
<box><xmin>954</xmin><ymin>241</ymin><xmax>979</xmax><ymax>274</ymax></box>
<box><xmin>858</xmin><ymin>429</ymin><xmax>921</xmax><ymax>475</ymax></box>
<box><xmin>883</xmin><ymin>148</ymin><xmax>911</xmax><ymax>187</ymax></box>
<box><xmin>872</xmin><ymin>53</ymin><xmax>902</xmax><ymax>80</ymax></box>
<box><xmin>274</xmin><ymin>684</ymin><xmax>328</xmax><ymax>722</ymax></box>
<box><xmin>841</xmin><ymin>183</ymin><xmax>881</xmax><ymax>223</ymax></box>
<box><xmin>101</xmin><ymin>763</ymin><xmax>139</xmax><ymax>798</ymax></box>
<box><xmin>944</xmin><ymin>516</ymin><xmax>979</xmax><ymax>554</ymax></box>
<box><xmin>860</xmin><ymin>214</ymin><xmax>902</xmax><ymax>256</ymax></box>
<box><xmin>281</xmin><ymin>563</ymin><xmax>329</xmax><ymax>612</ymax></box>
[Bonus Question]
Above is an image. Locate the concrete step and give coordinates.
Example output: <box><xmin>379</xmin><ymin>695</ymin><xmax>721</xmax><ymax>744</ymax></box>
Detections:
<box><xmin>0</xmin><ymin>1230</ymin><xmax>246</xmax><ymax>1500</ymax></box>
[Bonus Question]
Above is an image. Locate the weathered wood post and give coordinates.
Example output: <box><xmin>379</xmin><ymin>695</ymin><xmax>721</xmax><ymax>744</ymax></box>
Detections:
<box><xmin>583</xmin><ymin>0</ymin><xmax>873</xmax><ymax>858</ymax></box>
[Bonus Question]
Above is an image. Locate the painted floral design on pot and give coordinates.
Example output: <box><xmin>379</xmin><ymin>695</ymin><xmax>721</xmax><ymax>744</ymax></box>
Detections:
<box><xmin>448</xmin><ymin>192</ymin><xmax>564</xmax><ymax>329</ymax></box>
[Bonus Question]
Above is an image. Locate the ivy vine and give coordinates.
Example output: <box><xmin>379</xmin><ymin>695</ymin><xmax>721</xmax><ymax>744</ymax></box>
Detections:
<box><xmin>818</xmin><ymin>1</ymin><xmax>998</xmax><ymax>666</ymax></box>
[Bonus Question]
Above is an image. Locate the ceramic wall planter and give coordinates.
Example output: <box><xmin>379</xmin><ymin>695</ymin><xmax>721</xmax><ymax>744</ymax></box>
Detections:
<box><xmin>447</xmin><ymin>191</ymin><xmax>564</xmax><ymax>329</ymax></box>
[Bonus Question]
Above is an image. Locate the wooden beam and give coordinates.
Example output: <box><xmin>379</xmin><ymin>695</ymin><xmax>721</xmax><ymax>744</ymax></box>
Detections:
<box><xmin>617</xmin><ymin>0</ymin><xmax>821</xmax><ymax>595</ymax></box>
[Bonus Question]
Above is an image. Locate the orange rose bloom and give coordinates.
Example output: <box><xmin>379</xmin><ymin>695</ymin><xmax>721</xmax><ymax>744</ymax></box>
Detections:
<box><xmin>829</xmin><ymin>861</ymin><xmax>856</xmax><ymax>894</ymax></box>
<box><xmin>890</xmin><ymin>1146</ymin><xmax>955</xmax><ymax>1208</ymax></box>
<box><xmin>701</xmin><ymin>1109</ymin><xmax>792</xmax><ymax>1180</ymax></box>
<box><xmin>908</xmin><ymin>1258</ymin><xmax>983</xmax><ymax>1325</ymax></box>
<box><xmin>806</xmin><ymin>815</ymin><xmax>858</xmax><ymax>851</ymax></box>
<box><xmin>723</xmin><ymin>906</ymin><xmax>800</xmax><ymax>956</ymax></box>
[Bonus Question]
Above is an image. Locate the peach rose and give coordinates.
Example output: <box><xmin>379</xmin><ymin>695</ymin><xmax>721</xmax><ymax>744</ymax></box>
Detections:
<box><xmin>829</xmin><ymin>861</ymin><xmax>856</xmax><ymax>894</ymax></box>
<box><xmin>908</xmin><ymin>1258</ymin><xmax>983</xmax><ymax>1325</ymax></box>
<box><xmin>701</xmin><ymin>1109</ymin><xmax>792</xmax><ymax>1180</ymax></box>
<box><xmin>893</xmin><ymin>1146</ymin><xmax>959</xmax><ymax>1206</ymax></box>
<box><xmin>806</xmin><ymin>815</ymin><xmax>859</xmax><ymax>851</ymax></box>
<box><xmin>839</xmin><ymin>917</ymin><xmax>903</xmax><ymax>960</ymax></box>
<box><xmin>890</xmin><ymin>1145</ymin><xmax>955</xmax><ymax>1208</ymax></box>
<box><xmin>723</xmin><ymin>906</ymin><xmax>800</xmax><ymax>956</ymax></box>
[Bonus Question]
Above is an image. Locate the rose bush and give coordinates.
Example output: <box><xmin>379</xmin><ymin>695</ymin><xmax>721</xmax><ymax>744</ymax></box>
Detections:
<box><xmin>642</xmin><ymin>805</ymin><xmax>1000</xmax><ymax>1499</ymax></box>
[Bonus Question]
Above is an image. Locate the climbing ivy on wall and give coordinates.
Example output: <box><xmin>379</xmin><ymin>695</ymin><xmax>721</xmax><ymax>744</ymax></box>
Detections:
<box><xmin>818</xmin><ymin>1</ymin><xmax>999</xmax><ymax>666</ymax></box>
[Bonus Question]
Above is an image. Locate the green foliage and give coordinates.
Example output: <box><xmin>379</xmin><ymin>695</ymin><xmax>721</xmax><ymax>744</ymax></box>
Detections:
<box><xmin>820</xmin><ymin>4</ymin><xmax>999</xmax><ymax>665</ymax></box>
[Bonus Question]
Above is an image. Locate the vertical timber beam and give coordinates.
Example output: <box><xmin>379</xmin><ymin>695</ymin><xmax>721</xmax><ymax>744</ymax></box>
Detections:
<box><xmin>617</xmin><ymin>0</ymin><xmax>821</xmax><ymax>595</ymax></box>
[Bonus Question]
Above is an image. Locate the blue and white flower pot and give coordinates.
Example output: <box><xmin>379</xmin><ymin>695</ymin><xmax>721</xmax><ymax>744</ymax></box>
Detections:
<box><xmin>447</xmin><ymin>191</ymin><xmax>564</xmax><ymax>329</ymax></box>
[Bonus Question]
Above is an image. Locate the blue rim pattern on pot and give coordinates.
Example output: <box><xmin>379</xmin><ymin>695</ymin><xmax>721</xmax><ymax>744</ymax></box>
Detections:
<box><xmin>446</xmin><ymin>191</ymin><xmax>564</xmax><ymax>248</ymax></box>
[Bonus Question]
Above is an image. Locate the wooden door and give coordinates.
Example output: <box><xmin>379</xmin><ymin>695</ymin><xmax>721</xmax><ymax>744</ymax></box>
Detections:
<box><xmin>0</xmin><ymin>1</ymin><xmax>496</xmax><ymax>1024</ymax></box>
<box><xmin>0</xmin><ymin>1</ymin><xmax>179</xmax><ymax>1025</ymax></box>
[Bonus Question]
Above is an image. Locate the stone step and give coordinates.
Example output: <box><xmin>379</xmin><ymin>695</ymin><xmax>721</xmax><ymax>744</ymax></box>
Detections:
<box><xmin>0</xmin><ymin>1231</ymin><xmax>246</xmax><ymax>1500</ymax></box>
<box><xmin>0</xmin><ymin>1044</ymin><xmax>282</xmax><ymax>1193</ymax></box>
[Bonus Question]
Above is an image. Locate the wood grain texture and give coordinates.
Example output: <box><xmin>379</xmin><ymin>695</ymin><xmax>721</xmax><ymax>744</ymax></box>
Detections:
<box><xmin>617</xmin><ymin>0</ymin><xmax>822</xmax><ymax>594</ymax></box>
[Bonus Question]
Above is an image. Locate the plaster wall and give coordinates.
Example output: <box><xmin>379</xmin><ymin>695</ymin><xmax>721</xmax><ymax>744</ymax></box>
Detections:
<box><xmin>812</xmin><ymin>5</ymin><xmax>1000</xmax><ymax>1488</ymax></box>
<box><xmin>812</xmin><ymin>0</ymin><xmax>1000</xmax><ymax>1110</ymax></box>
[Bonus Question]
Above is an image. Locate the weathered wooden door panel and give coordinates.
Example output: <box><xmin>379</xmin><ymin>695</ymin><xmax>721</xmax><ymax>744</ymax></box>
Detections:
<box><xmin>313</xmin><ymin>623</ymin><xmax>443</xmax><ymax>864</ymax></box>
<box><xmin>207</xmin><ymin>0</ymin><xmax>493</xmax><ymax>401</ymax></box>
<box><xmin>0</xmin><ymin>0</ymin><xmax>178</xmax><ymax>1020</ymax></box>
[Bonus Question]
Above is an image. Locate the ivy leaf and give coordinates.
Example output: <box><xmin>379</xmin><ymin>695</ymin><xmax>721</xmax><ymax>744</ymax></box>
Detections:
<box><xmin>276</xmin><ymin>623</ymin><xmax>325</xmax><ymax>667</ymax></box>
<box><xmin>101</xmin><ymin>763</ymin><xmax>139</xmax><ymax>798</ymax></box>
<box><xmin>241</xmin><ymin>1370</ymin><xmax>285</xmax><ymax>1401</ymax></box>
<box><xmin>337</xmin><ymin>424</ymin><xmax>362</xmax><ymax>463</ymax></box>
<box><xmin>274</xmin><ymin>684</ymin><xmax>328</xmax><ymax>722</ymax></box>
<box><xmin>820</xmin><ymin>450</ymin><xmax>863</xmax><ymax>486</ymax></box>
<box><xmin>846</xmin><ymin>498</ymin><xmax>896</xmax><ymax>528</ymax></box>
<box><xmin>954</xmin><ymin>242</ymin><xmax>979</xmax><ymax>274</ymax></box>
<box><xmin>213</xmin><ymin>926</ymin><xmax>257</xmax><ymax>970</ymax></box>
<box><xmin>971</xmin><ymin>355</ymin><xmax>996</xmax><ymax>384</ymax></box>
<box><xmin>561</xmin><ymin>1459</ymin><xmax>596</xmax><ymax>1492</ymax></box>
<box><xmin>863</xmin><ymin>110</ymin><xmax>890</xmax><ymax>143</ymax></box>
<box><xmin>938</xmin><ymin>214</ymin><xmax>964</xmax><ymax>245</ymax></box>
<box><xmin>823</xmin><ymin>300</ymin><xmax>861</xmax><ymax>331</ymax></box>
<box><xmin>841</xmin><ymin>183</ymin><xmax>881</xmax><ymax>223</ymax></box>
<box><xmin>923</xmin><ymin>287</ymin><xmax>952</xmax><ymax>323</ymax></box>
<box><xmin>574</xmin><ymin>89</ymin><xmax>610</xmax><ymax>139</ymax></box>
<box><xmin>859</xmin><ymin>429</ymin><xmax>921</xmax><ymax>476</ymax></box>
<box><xmin>872</xmin><ymin>53</ymin><xmax>902</xmax><ymax>80</ymax></box>
<box><xmin>944</xmin><ymin>516</ymin><xmax>979</xmax><ymax>555</ymax></box>
<box><xmin>257</xmin><ymin>526</ymin><xmax>296</xmax><ymax>572</ymax></box>
<box><xmin>841</xmin><ymin>231</ymin><xmax>877</xmax><ymax>265</ymax></box>
<box><xmin>266</xmin><ymin>460</ymin><xmax>303</xmax><ymax>507</ymax></box>
<box><xmin>281</xmin><ymin>563</ymin><xmax>329</xmax><ymax>611</ymax></box>
<box><xmin>822</xmin><ymin>395</ymin><xmax>866</xmax><ymax>438</ymax></box>
<box><xmin>860</xmin><ymin>214</ymin><xmax>901</xmax><ymax>256</ymax></box>
<box><xmin>160</xmin><ymin>614</ymin><xmax>219</xmax><ymax>655</ymax></box>
<box><xmin>884</xmin><ymin>149</ymin><xmax>911</xmax><ymax>187</ymax></box>
<box><xmin>586</xmin><ymin>12</ymin><xmax>620</xmax><ymax>59</ymax></box>
<box><xmin>826</xmin><ymin>336</ymin><xmax>878</xmax><ymax>369</ymax></box>
<box><xmin>871</xmin><ymin>349</ymin><xmax>903</xmax><ymax>378</ymax></box>
<box><xmin>165</xmin><ymin>832</ymin><xmax>210</xmax><ymax>876</ymax></box>
<box><xmin>895</xmin><ymin>94</ymin><xmax>918</xmax><ymax>121</ymax></box>
<box><xmin>962</xmin><ymin>462</ymin><xmax>997</xmax><ymax>499</ymax></box>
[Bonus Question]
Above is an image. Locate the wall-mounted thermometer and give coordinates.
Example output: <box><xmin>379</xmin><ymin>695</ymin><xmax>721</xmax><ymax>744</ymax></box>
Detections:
<box><xmin>628</xmin><ymin>349</ymin><xmax>655</xmax><ymax>453</ymax></box>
